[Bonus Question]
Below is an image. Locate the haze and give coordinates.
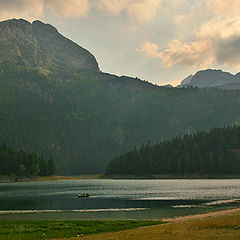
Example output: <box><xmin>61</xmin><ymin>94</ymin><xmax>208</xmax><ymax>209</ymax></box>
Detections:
<box><xmin>1</xmin><ymin>0</ymin><xmax>240</xmax><ymax>86</ymax></box>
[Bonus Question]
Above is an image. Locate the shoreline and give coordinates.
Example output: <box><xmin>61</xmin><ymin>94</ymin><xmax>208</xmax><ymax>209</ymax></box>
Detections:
<box><xmin>1</xmin><ymin>207</ymin><xmax>240</xmax><ymax>240</ymax></box>
<box><xmin>2</xmin><ymin>174</ymin><xmax>240</xmax><ymax>183</ymax></box>
<box><xmin>0</xmin><ymin>175</ymin><xmax>101</xmax><ymax>183</ymax></box>
<box><xmin>75</xmin><ymin>208</ymin><xmax>240</xmax><ymax>240</ymax></box>
<box><xmin>103</xmin><ymin>174</ymin><xmax>240</xmax><ymax>179</ymax></box>
<box><xmin>162</xmin><ymin>207</ymin><xmax>240</xmax><ymax>222</ymax></box>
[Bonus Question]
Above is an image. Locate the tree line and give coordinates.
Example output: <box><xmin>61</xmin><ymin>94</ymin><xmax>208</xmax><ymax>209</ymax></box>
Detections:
<box><xmin>0</xmin><ymin>144</ymin><xmax>55</xmax><ymax>176</ymax></box>
<box><xmin>3</xmin><ymin>61</ymin><xmax>240</xmax><ymax>174</ymax></box>
<box><xmin>105</xmin><ymin>126</ymin><xmax>240</xmax><ymax>176</ymax></box>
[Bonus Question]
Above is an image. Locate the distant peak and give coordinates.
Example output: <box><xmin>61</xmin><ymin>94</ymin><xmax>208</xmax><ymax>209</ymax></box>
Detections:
<box><xmin>194</xmin><ymin>69</ymin><xmax>232</xmax><ymax>78</ymax></box>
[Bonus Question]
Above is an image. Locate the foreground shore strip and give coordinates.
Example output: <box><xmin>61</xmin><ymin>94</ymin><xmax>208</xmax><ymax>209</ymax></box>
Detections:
<box><xmin>61</xmin><ymin>208</ymin><xmax>240</xmax><ymax>240</ymax></box>
<box><xmin>0</xmin><ymin>220</ymin><xmax>162</xmax><ymax>240</ymax></box>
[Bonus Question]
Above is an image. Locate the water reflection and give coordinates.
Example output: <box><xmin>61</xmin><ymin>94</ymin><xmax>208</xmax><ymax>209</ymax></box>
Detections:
<box><xmin>0</xmin><ymin>179</ymin><xmax>240</xmax><ymax>219</ymax></box>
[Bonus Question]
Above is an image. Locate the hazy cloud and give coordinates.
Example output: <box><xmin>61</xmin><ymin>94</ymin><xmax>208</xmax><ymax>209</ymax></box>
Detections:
<box><xmin>137</xmin><ymin>41</ymin><xmax>160</xmax><ymax>58</ymax></box>
<box><xmin>139</xmin><ymin>18</ymin><xmax>240</xmax><ymax>68</ymax></box>
<box><xmin>206</xmin><ymin>0</ymin><xmax>240</xmax><ymax>18</ymax></box>
<box><xmin>138</xmin><ymin>39</ymin><xmax>213</xmax><ymax>68</ymax></box>
<box><xmin>45</xmin><ymin>0</ymin><xmax>89</xmax><ymax>18</ymax></box>
<box><xmin>0</xmin><ymin>0</ymin><xmax>179</xmax><ymax>22</ymax></box>
<box><xmin>1</xmin><ymin>0</ymin><xmax>240</xmax><ymax>85</ymax></box>
<box><xmin>97</xmin><ymin>0</ymin><xmax>129</xmax><ymax>14</ymax></box>
<box><xmin>97</xmin><ymin>0</ymin><xmax>162</xmax><ymax>22</ymax></box>
<box><xmin>0</xmin><ymin>0</ymin><xmax>44</xmax><ymax>20</ymax></box>
<box><xmin>0</xmin><ymin>0</ymin><xmax>89</xmax><ymax>21</ymax></box>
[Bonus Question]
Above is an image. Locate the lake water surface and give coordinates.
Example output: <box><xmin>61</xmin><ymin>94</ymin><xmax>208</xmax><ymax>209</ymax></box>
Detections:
<box><xmin>1</xmin><ymin>179</ymin><xmax>240</xmax><ymax>220</ymax></box>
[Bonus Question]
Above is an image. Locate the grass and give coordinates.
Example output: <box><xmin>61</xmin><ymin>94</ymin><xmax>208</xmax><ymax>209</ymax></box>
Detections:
<box><xmin>0</xmin><ymin>220</ymin><xmax>163</xmax><ymax>240</ymax></box>
<box><xmin>2</xmin><ymin>213</ymin><xmax>240</xmax><ymax>240</ymax></box>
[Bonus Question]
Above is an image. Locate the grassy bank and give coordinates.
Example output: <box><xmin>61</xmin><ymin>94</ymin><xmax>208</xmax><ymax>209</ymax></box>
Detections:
<box><xmin>0</xmin><ymin>220</ymin><xmax>162</xmax><ymax>240</ymax></box>
<box><xmin>2</xmin><ymin>211</ymin><xmax>240</xmax><ymax>240</ymax></box>
<box><xmin>75</xmin><ymin>210</ymin><xmax>240</xmax><ymax>240</ymax></box>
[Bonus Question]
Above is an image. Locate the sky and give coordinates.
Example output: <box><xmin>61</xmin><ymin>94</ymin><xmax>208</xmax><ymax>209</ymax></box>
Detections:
<box><xmin>1</xmin><ymin>0</ymin><xmax>240</xmax><ymax>86</ymax></box>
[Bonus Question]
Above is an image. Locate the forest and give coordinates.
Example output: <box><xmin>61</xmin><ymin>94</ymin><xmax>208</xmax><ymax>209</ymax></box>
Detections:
<box><xmin>0</xmin><ymin>143</ymin><xmax>55</xmax><ymax>176</ymax></box>
<box><xmin>105</xmin><ymin>126</ymin><xmax>240</xmax><ymax>176</ymax></box>
<box><xmin>2</xmin><ymin>62</ymin><xmax>240</xmax><ymax>173</ymax></box>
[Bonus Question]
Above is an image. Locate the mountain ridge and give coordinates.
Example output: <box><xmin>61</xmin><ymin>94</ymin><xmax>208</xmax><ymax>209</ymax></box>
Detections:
<box><xmin>0</xmin><ymin>18</ymin><xmax>100</xmax><ymax>73</ymax></box>
<box><xmin>180</xmin><ymin>69</ymin><xmax>240</xmax><ymax>89</ymax></box>
<box><xmin>2</xmin><ymin>18</ymin><xmax>240</xmax><ymax>174</ymax></box>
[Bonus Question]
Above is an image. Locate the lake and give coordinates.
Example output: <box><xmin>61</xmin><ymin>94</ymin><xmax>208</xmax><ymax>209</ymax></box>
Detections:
<box><xmin>1</xmin><ymin>179</ymin><xmax>240</xmax><ymax>220</ymax></box>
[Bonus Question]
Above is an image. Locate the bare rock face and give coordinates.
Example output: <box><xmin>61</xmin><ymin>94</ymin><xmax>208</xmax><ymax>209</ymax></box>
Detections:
<box><xmin>0</xmin><ymin>18</ymin><xmax>100</xmax><ymax>72</ymax></box>
<box><xmin>180</xmin><ymin>69</ymin><xmax>240</xmax><ymax>89</ymax></box>
<box><xmin>189</xmin><ymin>69</ymin><xmax>237</xmax><ymax>88</ymax></box>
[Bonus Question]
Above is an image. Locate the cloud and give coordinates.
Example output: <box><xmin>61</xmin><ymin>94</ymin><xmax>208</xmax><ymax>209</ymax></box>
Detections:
<box><xmin>0</xmin><ymin>0</ymin><xmax>179</xmax><ymax>22</ymax></box>
<box><xmin>0</xmin><ymin>0</ymin><xmax>44</xmax><ymax>20</ymax></box>
<box><xmin>45</xmin><ymin>0</ymin><xmax>89</xmax><ymax>18</ymax></box>
<box><xmin>138</xmin><ymin>39</ymin><xmax>213</xmax><ymax>68</ymax></box>
<box><xmin>206</xmin><ymin>0</ymin><xmax>240</xmax><ymax>18</ymax></box>
<box><xmin>139</xmin><ymin>17</ymin><xmax>240</xmax><ymax>68</ymax></box>
<box><xmin>0</xmin><ymin>0</ymin><xmax>89</xmax><ymax>21</ymax></box>
<box><xmin>97</xmin><ymin>0</ymin><xmax>162</xmax><ymax>22</ymax></box>
<box><xmin>97</xmin><ymin>0</ymin><xmax>129</xmax><ymax>14</ymax></box>
<box><xmin>137</xmin><ymin>41</ymin><xmax>160</xmax><ymax>57</ymax></box>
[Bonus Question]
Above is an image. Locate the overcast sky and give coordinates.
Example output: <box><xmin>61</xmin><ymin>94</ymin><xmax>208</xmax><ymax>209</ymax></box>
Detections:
<box><xmin>1</xmin><ymin>0</ymin><xmax>240</xmax><ymax>86</ymax></box>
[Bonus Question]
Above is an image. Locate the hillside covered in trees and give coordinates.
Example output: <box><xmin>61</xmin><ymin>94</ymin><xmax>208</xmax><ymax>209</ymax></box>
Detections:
<box><xmin>3</xmin><ymin>62</ymin><xmax>240</xmax><ymax>174</ymax></box>
<box><xmin>2</xmin><ymin>19</ymin><xmax>240</xmax><ymax>174</ymax></box>
<box><xmin>0</xmin><ymin>144</ymin><xmax>55</xmax><ymax>177</ymax></box>
<box><xmin>105</xmin><ymin>126</ymin><xmax>240</xmax><ymax>177</ymax></box>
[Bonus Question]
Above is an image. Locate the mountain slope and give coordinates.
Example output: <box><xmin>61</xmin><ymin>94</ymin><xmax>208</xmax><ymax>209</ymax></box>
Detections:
<box><xmin>2</xmin><ymin>19</ymin><xmax>240</xmax><ymax>174</ymax></box>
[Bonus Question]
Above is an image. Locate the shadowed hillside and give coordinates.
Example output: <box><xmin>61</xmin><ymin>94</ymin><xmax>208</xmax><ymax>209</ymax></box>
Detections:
<box><xmin>1</xmin><ymin>19</ymin><xmax>240</xmax><ymax>174</ymax></box>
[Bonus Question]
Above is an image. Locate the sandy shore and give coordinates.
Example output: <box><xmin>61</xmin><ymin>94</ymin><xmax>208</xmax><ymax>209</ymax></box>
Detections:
<box><xmin>0</xmin><ymin>175</ymin><xmax>101</xmax><ymax>183</ymax></box>
<box><xmin>57</xmin><ymin>208</ymin><xmax>240</xmax><ymax>240</ymax></box>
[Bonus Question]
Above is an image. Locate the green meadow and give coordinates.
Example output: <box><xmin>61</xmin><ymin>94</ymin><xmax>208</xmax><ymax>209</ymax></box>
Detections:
<box><xmin>0</xmin><ymin>220</ymin><xmax>162</xmax><ymax>240</ymax></box>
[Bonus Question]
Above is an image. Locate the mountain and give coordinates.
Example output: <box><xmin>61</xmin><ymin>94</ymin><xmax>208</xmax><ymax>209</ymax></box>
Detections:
<box><xmin>2</xmin><ymin>19</ymin><xmax>240</xmax><ymax>174</ymax></box>
<box><xmin>0</xmin><ymin>18</ymin><xmax>99</xmax><ymax>73</ymax></box>
<box><xmin>180</xmin><ymin>69</ymin><xmax>240</xmax><ymax>89</ymax></box>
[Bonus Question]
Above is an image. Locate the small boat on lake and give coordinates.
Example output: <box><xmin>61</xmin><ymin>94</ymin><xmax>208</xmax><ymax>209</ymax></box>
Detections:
<box><xmin>78</xmin><ymin>193</ymin><xmax>89</xmax><ymax>198</ymax></box>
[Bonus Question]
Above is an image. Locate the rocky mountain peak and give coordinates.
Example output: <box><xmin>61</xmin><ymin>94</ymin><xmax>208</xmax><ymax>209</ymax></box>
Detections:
<box><xmin>180</xmin><ymin>69</ymin><xmax>240</xmax><ymax>89</ymax></box>
<box><xmin>0</xmin><ymin>18</ymin><xmax>100</xmax><ymax>73</ymax></box>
